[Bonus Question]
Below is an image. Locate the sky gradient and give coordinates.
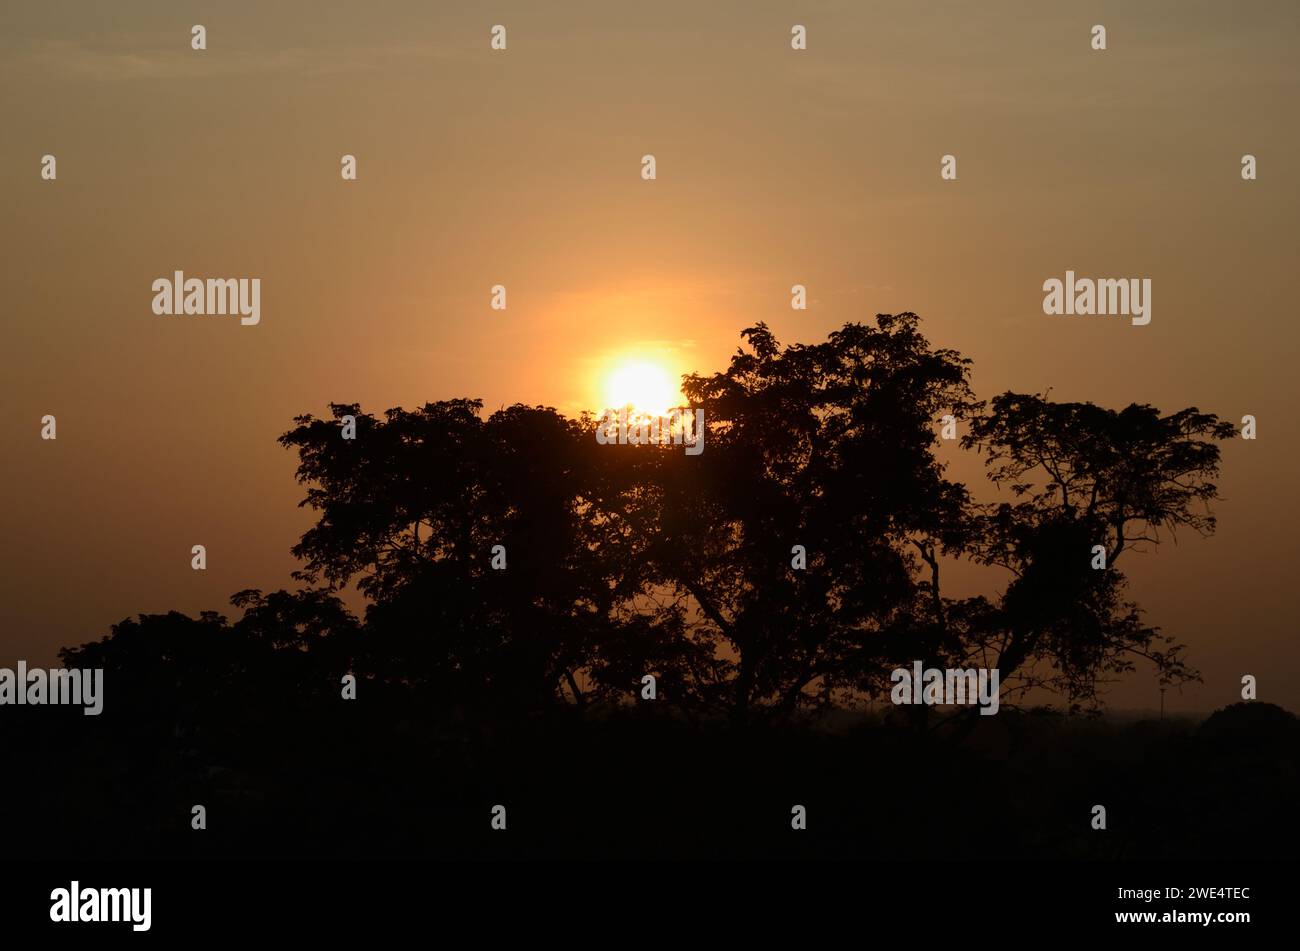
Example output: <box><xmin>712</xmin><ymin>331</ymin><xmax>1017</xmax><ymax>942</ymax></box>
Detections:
<box><xmin>4</xmin><ymin>0</ymin><xmax>1298</xmax><ymax>713</ymax></box>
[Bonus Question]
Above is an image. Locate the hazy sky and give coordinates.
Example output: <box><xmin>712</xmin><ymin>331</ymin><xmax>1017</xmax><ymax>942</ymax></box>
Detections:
<box><xmin>3</xmin><ymin>0</ymin><xmax>1298</xmax><ymax>713</ymax></box>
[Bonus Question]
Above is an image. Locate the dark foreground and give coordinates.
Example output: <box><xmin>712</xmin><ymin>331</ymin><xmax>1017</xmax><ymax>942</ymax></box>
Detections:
<box><xmin>3</xmin><ymin>696</ymin><xmax>1296</xmax><ymax>861</ymax></box>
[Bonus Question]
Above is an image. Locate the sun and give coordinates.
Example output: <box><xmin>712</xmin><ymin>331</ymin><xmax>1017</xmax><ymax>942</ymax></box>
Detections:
<box><xmin>602</xmin><ymin>359</ymin><xmax>681</xmax><ymax>416</ymax></box>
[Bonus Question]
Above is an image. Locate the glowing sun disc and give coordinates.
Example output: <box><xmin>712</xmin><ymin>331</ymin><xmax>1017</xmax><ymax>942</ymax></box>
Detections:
<box><xmin>602</xmin><ymin>359</ymin><xmax>681</xmax><ymax>416</ymax></box>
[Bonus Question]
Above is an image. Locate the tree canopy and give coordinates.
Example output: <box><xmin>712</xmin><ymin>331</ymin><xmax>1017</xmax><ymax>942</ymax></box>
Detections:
<box><xmin>63</xmin><ymin>313</ymin><xmax>1236</xmax><ymax>725</ymax></box>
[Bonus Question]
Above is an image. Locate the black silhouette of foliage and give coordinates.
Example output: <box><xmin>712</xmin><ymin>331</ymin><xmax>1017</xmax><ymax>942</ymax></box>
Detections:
<box><xmin>580</xmin><ymin>315</ymin><xmax>979</xmax><ymax>722</ymax></box>
<box><xmin>276</xmin><ymin>400</ymin><xmax>653</xmax><ymax>714</ymax></box>
<box><xmin>37</xmin><ymin>313</ymin><xmax>1283</xmax><ymax>861</ymax></box>
<box><xmin>958</xmin><ymin>394</ymin><xmax>1236</xmax><ymax>710</ymax></box>
<box><xmin>63</xmin><ymin>315</ymin><xmax>1236</xmax><ymax>722</ymax></box>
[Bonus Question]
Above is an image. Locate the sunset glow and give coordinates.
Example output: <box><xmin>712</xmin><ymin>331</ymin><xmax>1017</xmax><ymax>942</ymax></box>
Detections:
<box><xmin>601</xmin><ymin>359</ymin><xmax>682</xmax><ymax>416</ymax></box>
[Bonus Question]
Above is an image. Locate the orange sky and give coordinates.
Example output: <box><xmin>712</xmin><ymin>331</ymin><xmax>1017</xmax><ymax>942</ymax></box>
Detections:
<box><xmin>3</xmin><ymin>0</ymin><xmax>1298</xmax><ymax>713</ymax></box>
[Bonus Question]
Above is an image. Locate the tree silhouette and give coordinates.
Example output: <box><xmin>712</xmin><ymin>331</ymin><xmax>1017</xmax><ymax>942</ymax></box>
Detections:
<box><xmin>277</xmin><ymin>399</ymin><xmax>651</xmax><ymax>716</ymax></box>
<box><xmin>64</xmin><ymin>314</ymin><xmax>1235</xmax><ymax>726</ymax></box>
<box><xmin>957</xmin><ymin>394</ymin><xmax>1236</xmax><ymax>710</ymax></box>
<box><xmin>37</xmin><ymin>312</ymin><xmax>1272</xmax><ymax>861</ymax></box>
<box><xmin>580</xmin><ymin>314</ymin><xmax>979</xmax><ymax>723</ymax></box>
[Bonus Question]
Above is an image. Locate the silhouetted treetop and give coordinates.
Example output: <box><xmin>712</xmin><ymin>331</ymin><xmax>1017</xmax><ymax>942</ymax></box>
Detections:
<box><xmin>68</xmin><ymin>314</ymin><xmax>1237</xmax><ymax>724</ymax></box>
